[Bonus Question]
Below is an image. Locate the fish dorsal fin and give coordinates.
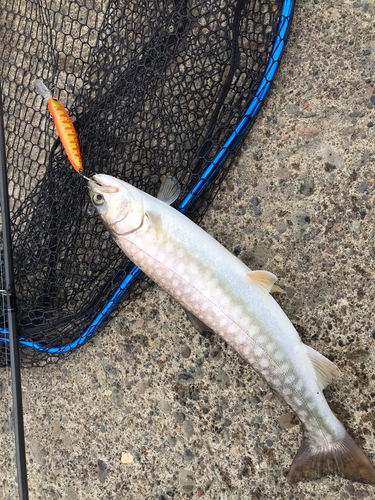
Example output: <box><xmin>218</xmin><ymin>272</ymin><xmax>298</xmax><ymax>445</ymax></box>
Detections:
<box><xmin>246</xmin><ymin>270</ymin><xmax>278</xmax><ymax>296</ymax></box>
<box><xmin>157</xmin><ymin>175</ymin><xmax>181</xmax><ymax>205</ymax></box>
<box><xmin>304</xmin><ymin>344</ymin><xmax>341</xmax><ymax>390</ymax></box>
<box><xmin>146</xmin><ymin>211</ymin><xmax>162</xmax><ymax>240</ymax></box>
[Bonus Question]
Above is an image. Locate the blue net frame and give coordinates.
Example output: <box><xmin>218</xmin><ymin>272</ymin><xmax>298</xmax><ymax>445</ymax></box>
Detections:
<box><xmin>0</xmin><ymin>0</ymin><xmax>295</xmax><ymax>365</ymax></box>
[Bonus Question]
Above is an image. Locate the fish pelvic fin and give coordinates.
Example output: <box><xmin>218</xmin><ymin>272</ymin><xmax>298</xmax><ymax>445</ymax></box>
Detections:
<box><xmin>288</xmin><ymin>432</ymin><xmax>375</xmax><ymax>484</ymax></box>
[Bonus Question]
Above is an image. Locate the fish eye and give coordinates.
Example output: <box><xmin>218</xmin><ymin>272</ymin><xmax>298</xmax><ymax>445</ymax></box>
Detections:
<box><xmin>92</xmin><ymin>193</ymin><xmax>105</xmax><ymax>205</ymax></box>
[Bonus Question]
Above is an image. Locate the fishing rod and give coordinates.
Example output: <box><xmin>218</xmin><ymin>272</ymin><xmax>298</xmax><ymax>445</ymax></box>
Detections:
<box><xmin>0</xmin><ymin>81</ymin><xmax>29</xmax><ymax>498</ymax></box>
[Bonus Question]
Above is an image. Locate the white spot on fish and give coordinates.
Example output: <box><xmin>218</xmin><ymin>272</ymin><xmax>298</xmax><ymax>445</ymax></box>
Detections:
<box><xmin>144</xmin><ymin>233</ymin><xmax>153</xmax><ymax>242</ymax></box>
<box><xmin>241</xmin><ymin>317</ymin><xmax>250</xmax><ymax>329</ymax></box>
<box><xmin>228</xmin><ymin>325</ymin><xmax>237</xmax><ymax>334</ymax></box>
<box><xmin>294</xmin><ymin>380</ymin><xmax>304</xmax><ymax>392</ymax></box>
<box><xmin>254</xmin><ymin>347</ymin><xmax>263</xmax><ymax>357</ymax></box>
<box><xmin>286</xmin><ymin>375</ymin><xmax>296</xmax><ymax>385</ymax></box>
<box><xmin>257</xmin><ymin>335</ymin><xmax>267</xmax><ymax>344</ymax></box>
<box><xmin>298</xmin><ymin>410</ymin><xmax>308</xmax><ymax>419</ymax></box>
<box><xmin>279</xmin><ymin>363</ymin><xmax>290</xmax><ymax>374</ymax></box>
<box><xmin>232</xmin><ymin>306</ymin><xmax>242</xmax><ymax>319</ymax></box>
<box><xmin>189</xmin><ymin>263</ymin><xmax>199</xmax><ymax>275</ymax></box>
<box><xmin>172</xmin><ymin>279</ymin><xmax>179</xmax><ymax>287</ymax></box>
<box><xmin>249</xmin><ymin>325</ymin><xmax>259</xmax><ymax>336</ymax></box>
<box><xmin>267</xmin><ymin>342</ymin><xmax>277</xmax><ymax>353</ymax></box>
<box><xmin>165</xmin><ymin>242</ymin><xmax>174</xmax><ymax>252</ymax></box>
<box><xmin>158</xmin><ymin>252</ymin><xmax>166</xmax><ymax>262</ymax></box>
<box><xmin>235</xmin><ymin>334</ymin><xmax>247</xmax><ymax>345</ymax></box>
<box><xmin>210</xmin><ymin>287</ymin><xmax>220</xmax><ymax>300</ymax></box>
<box><xmin>194</xmin><ymin>279</ymin><xmax>205</xmax><ymax>289</ymax></box>
<box><xmin>274</xmin><ymin>351</ymin><xmax>284</xmax><ymax>361</ymax></box>
<box><xmin>219</xmin><ymin>317</ymin><xmax>229</xmax><ymax>328</ymax></box>
<box><xmin>260</xmin><ymin>358</ymin><xmax>269</xmax><ymax>368</ymax></box>
<box><xmin>176</xmin><ymin>248</ymin><xmax>185</xmax><ymax>258</ymax></box>
<box><xmin>165</xmin><ymin>259</ymin><xmax>175</xmax><ymax>269</ymax></box>
<box><xmin>220</xmin><ymin>296</ymin><xmax>231</xmax><ymax>308</ymax></box>
<box><xmin>241</xmin><ymin>344</ymin><xmax>251</xmax><ymax>356</ymax></box>
<box><xmin>176</xmin><ymin>263</ymin><xmax>185</xmax><ymax>274</ymax></box>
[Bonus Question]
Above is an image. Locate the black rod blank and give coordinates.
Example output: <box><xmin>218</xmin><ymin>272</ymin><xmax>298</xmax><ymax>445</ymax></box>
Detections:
<box><xmin>0</xmin><ymin>82</ymin><xmax>29</xmax><ymax>499</ymax></box>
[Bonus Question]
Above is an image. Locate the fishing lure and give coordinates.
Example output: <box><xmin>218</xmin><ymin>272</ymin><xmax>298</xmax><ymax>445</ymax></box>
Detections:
<box><xmin>35</xmin><ymin>80</ymin><xmax>83</xmax><ymax>172</ymax></box>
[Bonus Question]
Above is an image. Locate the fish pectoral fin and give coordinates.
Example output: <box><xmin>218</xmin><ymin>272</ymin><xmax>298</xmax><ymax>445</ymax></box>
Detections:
<box><xmin>157</xmin><ymin>175</ymin><xmax>181</xmax><ymax>205</ymax></box>
<box><xmin>183</xmin><ymin>307</ymin><xmax>214</xmax><ymax>337</ymax></box>
<box><xmin>304</xmin><ymin>344</ymin><xmax>341</xmax><ymax>390</ymax></box>
<box><xmin>146</xmin><ymin>211</ymin><xmax>162</xmax><ymax>240</ymax></box>
<box><xmin>246</xmin><ymin>270</ymin><xmax>278</xmax><ymax>296</ymax></box>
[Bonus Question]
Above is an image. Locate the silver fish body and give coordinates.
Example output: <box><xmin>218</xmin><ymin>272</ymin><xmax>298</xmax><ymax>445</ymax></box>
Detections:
<box><xmin>88</xmin><ymin>174</ymin><xmax>375</xmax><ymax>484</ymax></box>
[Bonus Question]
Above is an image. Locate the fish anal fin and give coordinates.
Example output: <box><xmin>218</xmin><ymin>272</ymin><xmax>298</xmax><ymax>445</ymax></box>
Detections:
<box><xmin>271</xmin><ymin>284</ymin><xmax>286</xmax><ymax>294</ymax></box>
<box><xmin>305</xmin><ymin>344</ymin><xmax>341</xmax><ymax>390</ymax></box>
<box><xmin>146</xmin><ymin>211</ymin><xmax>162</xmax><ymax>240</ymax></box>
<box><xmin>157</xmin><ymin>176</ymin><xmax>181</xmax><ymax>205</ymax></box>
<box><xmin>288</xmin><ymin>433</ymin><xmax>375</xmax><ymax>484</ymax></box>
<box><xmin>246</xmin><ymin>270</ymin><xmax>278</xmax><ymax>296</ymax></box>
<box><xmin>183</xmin><ymin>307</ymin><xmax>214</xmax><ymax>337</ymax></box>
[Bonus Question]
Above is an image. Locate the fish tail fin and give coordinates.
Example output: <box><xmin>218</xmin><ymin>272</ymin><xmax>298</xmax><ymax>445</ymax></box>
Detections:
<box><xmin>288</xmin><ymin>431</ymin><xmax>375</xmax><ymax>484</ymax></box>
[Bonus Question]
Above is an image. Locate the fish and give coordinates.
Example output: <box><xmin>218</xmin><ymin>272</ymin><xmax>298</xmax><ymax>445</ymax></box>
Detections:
<box><xmin>88</xmin><ymin>173</ymin><xmax>375</xmax><ymax>484</ymax></box>
<box><xmin>35</xmin><ymin>79</ymin><xmax>83</xmax><ymax>172</ymax></box>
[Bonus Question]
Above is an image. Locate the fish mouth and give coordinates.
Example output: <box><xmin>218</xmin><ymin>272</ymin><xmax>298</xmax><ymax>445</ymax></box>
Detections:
<box><xmin>88</xmin><ymin>174</ymin><xmax>119</xmax><ymax>193</ymax></box>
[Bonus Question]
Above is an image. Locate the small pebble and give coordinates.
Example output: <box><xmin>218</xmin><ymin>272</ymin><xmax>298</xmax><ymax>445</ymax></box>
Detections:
<box><xmin>182</xmin><ymin>420</ymin><xmax>194</xmax><ymax>438</ymax></box>
<box><xmin>357</xmin><ymin>181</ymin><xmax>368</xmax><ymax>193</ymax></box>
<box><xmin>346</xmin><ymin>350</ymin><xmax>370</xmax><ymax>363</ymax></box>
<box><xmin>297</xmin><ymin>127</ymin><xmax>319</xmax><ymax>138</ymax></box>
<box><xmin>180</xmin><ymin>345</ymin><xmax>191</xmax><ymax>358</ymax></box>
<box><xmin>323</xmin><ymin>145</ymin><xmax>344</xmax><ymax>171</ymax></box>
<box><xmin>278</xmin><ymin>413</ymin><xmax>298</xmax><ymax>429</ymax></box>
<box><xmin>178</xmin><ymin>470</ymin><xmax>196</xmax><ymax>493</ymax></box>
<box><xmin>97</xmin><ymin>460</ymin><xmax>107</xmax><ymax>483</ymax></box>
<box><xmin>285</xmin><ymin>104</ymin><xmax>299</xmax><ymax>115</ymax></box>
<box><xmin>173</xmin><ymin>411</ymin><xmax>186</xmax><ymax>424</ymax></box>
<box><xmin>215</xmin><ymin>370</ymin><xmax>230</xmax><ymax>389</ymax></box>
<box><xmin>121</xmin><ymin>452</ymin><xmax>134</xmax><ymax>464</ymax></box>
<box><xmin>177</xmin><ymin>372</ymin><xmax>195</xmax><ymax>386</ymax></box>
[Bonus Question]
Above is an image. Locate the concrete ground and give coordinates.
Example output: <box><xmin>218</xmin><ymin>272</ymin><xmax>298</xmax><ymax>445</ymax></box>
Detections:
<box><xmin>1</xmin><ymin>0</ymin><xmax>375</xmax><ymax>498</ymax></box>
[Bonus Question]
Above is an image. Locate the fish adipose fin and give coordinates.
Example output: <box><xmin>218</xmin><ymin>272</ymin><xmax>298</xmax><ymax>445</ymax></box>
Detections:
<box><xmin>288</xmin><ymin>432</ymin><xmax>375</xmax><ymax>484</ymax></box>
<box><xmin>157</xmin><ymin>176</ymin><xmax>181</xmax><ymax>205</ymax></box>
<box><xmin>183</xmin><ymin>308</ymin><xmax>214</xmax><ymax>336</ymax></box>
<box><xmin>304</xmin><ymin>344</ymin><xmax>341</xmax><ymax>390</ymax></box>
<box><xmin>246</xmin><ymin>270</ymin><xmax>279</xmax><ymax>296</ymax></box>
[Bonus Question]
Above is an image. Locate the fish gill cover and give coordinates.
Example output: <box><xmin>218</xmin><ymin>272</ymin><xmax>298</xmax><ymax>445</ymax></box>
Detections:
<box><xmin>0</xmin><ymin>0</ymin><xmax>293</xmax><ymax>367</ymax></box>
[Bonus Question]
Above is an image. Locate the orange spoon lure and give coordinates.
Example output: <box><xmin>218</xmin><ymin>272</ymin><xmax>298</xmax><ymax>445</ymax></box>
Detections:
<box><xmin>35</xmin><ymin>79</ymin><xmax>83</xmax><ymax>172</ymax></box>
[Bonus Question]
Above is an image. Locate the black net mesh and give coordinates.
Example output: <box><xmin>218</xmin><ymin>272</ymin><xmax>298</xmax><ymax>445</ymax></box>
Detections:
<box><xmin>0</xmin><ymin>0</ymin><xmax>293</xmax><ymax>367</ymax></box>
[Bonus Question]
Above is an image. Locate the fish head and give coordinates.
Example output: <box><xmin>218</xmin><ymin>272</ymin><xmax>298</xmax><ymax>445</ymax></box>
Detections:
<box><xmin>88</xmin><ymin>174</ymin><xmax>144</xmax><ymax>235</ymax></box>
